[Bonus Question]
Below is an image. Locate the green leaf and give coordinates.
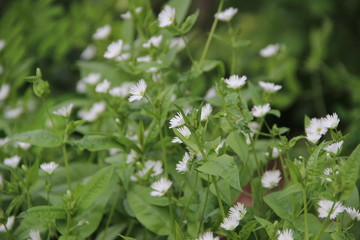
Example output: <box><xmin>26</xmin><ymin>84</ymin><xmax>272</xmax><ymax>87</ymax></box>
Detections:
<box><xmin>12</xmin><ymin>129</ymin><xmax>61</xmax><ymax>147</ymax></box>
<box><xmin>75</xmin><ymin>166</ymin><xmax>114</xmax><ymax>215</ymax></box>
<box><xmin>114</xmin><ymin>135</ymin><xmax>142</xmax><ymax>153</ymax></box>
<box><xmin>158</xmin><ymin>85</ymin><xmax>175</xmax><ymax>127</ymax></box>
<box><xmin>227</xmin><ymin>131</ymin><xmax>248</xmax><ymax>162</ymax></box>
<box><xmin>268</xmin><ymin>109</ymin><xmax>281</xmax><ymax>118</ymax></box>
<box><xmin>306</xmin><ymin>142</ymin><xmax>327</xmax><ymax>183</ymax></box>
<box><xmin>20</xmin><ymin>206</ymin><xmax>66</xmax><ymax>219</ymax></box>
<box><xmin>74</xmin><ymin>135</ymin><xmax>122</xmax><ymax>152</ymax></box>
<box><xmin>179</xmin><ymin>10</ymin><xmax>199</xmax><ymax>34</ymax></box>
<box><xmin>33</xmin><ymin>79</ymin><xmax>50</xmax><ymax>98</ymax></box>
<box><xmin>119</xmin><ymin>235</ymin><xmax>136</xmax><ymax>240</ymax></box>
<box><xmin>254</xmin><ymin>216</ymin><xmax>276</xmax><ymax>239</ymax></box>
<box><xmin>167</xmin><ymin>0</ymin><xmax>191</xmax><ymax>23</ymax></box>
<box><xmin>286</xmin><ymin>159</ymin><xmax>303</xmax><ymax>186</ymax></box>
<box><xmin>239</xmin><ymin>220</ymin><xmax>258</xmax><ymax>240</ymax></box>
<box><xmin>339</xmin><ymin>145</ymin><xmax>360</xmax><ymax>200</ymax></box>
<box><xmin>198</xmin><ymin>154</ymin><xmax>241</xmax><ymax>190</ymax></box>
<box><xmin>25</xmin><ymin>158</ymin><xmax>39</xmax><ymax>188</ymax></box>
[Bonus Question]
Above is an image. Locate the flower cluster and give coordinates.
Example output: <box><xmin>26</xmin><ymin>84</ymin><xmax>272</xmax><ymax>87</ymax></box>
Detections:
<box><xmin>305</xmin><ymin>113</ymin><xmax>340</xmax><ymax>143</ymax></box>
<box><xmin>220</xmin><ymin>202</ymin><xmax>247</xmax><ymax>230</ymax></box>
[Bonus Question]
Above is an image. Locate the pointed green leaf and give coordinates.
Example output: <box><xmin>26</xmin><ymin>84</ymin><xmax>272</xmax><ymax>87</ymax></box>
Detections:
<box><xmin>227</xmin><ymin>131</ymin><xmax>248</xmax><ymax>162</ymax></box>
<box><xmin>12</xmin><ymin>129</ymin><xmax>61</xmax><ymax>147</ymax></box>
<box><xmin>20</xmin><ymin>206</ymin><xmax>66</xmax><ymax>219</ymax></box>
<box><xmin>339</xmin><ymin>145</ymin><xmax>360</xmax><ymax>200</ymax></box>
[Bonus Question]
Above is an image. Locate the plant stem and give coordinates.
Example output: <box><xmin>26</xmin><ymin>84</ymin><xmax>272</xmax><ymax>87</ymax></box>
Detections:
<box><xmin>62</xmin><ymin>144</ymin><xmax>71</xmax><ymax>190</ymax></box>
<box><xmin>181</xmin><ymin>35</ymin><xmax>195</xmax><ymax>65</ymax></box>
<box><xmin>181</xmin><ymin>171</ymin><xmax>199</xmax><ymax>224</ymax></box>
<box><xmin>303</xmin><ymin>188</ymin><xmax>309</xmax><ymax>240</ymax></box>
<box><xmin>197</xmin><ymin>175</ymin><xmax>210</xmax><ymax>236</ymax></box>
<box><xmin>314</xmin><ymin>202</ymin><xmax>335</xmax><ymax>240</ymax></box>
<box><xmin>102</xmin><ymin>186</ymin><xmax>121</xmax><ymax>240</ymax></box>
<box><xmin>212</xmin><ymin>175</ymin><xmax>226</xmax><ymax>218</ymax></box>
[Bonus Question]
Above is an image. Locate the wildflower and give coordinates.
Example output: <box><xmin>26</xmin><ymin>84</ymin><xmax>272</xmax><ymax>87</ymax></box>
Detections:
<box><xmin>345</xmin><ymin>207</ymin><xmax>360</xmax><ymax>221</ymax></box>
<box><xmin>229</xmin><ymin>202</ymin><xmax>247</xmax><ymax>220</ymax></box>
<box><xmin>251</xmin><ymin>103</ymin><xmax>271</xmax><ymax>118</ymax></box>
<box><xmin>172</xmin><ymin>137</ymin><xmax>183</xmax><ymax>144</ymax></box>
<box><xmin>196</xmin><ymin>232</ymin><xmax>220</xmax><ymax>240</ymax></box>
<box><xmin>136</xmin><ymin>55</ymin><xmax>152</xmax><ymax>62</ymax></box>
<box><xmin>104</xmin><ymin>40</ymin><xmax>123</xmax><ymax>59</ymax></box>
<box><xmin>40</xmin><ymin>162</ymin><xmax>59</xmax><ymax>175</ymax></box>
<box><xmin>205</xmin><ymin>87</ymin><xmax>217</xmax><ymax>100</ymax></box>
<box><xmin>261</xmin><ymin>170</ymin><xmax>281</xmax><ymax>189</ymax></box>
<box><xmin>306</xmin><ymin>132</ymin><xmax>322</xmax><ymax>144</ymax></box>
<box><xmin>324</xmin><ymin>141</ymin><xmax>343</xmax><ymax>155</ymax></box>
<box><xmin>323</xmin><ymin>168</ymin><xmax>335</xmax><ymax>182</ymax></box>
<box><xmin>4</xmin><ymin>156</ymin><xmax>21</xmax><ymax>168</ymax></box>
<box><xmin>95</xmin><ymin>79</ymin><xmax>111</xmax><ymax>93</ymax></box>
<box><xmin>52</xmin><ymin>103</ymin><xmax>73</xmax><ymax>118</ymax></box>
<box><xmin>121</xmin><ymin>11</ymin><xmax>131</xmax><ymax>19</ymax></box>
<box><xmin>318</xmin><ymin>200</ymin><xmax>345</xmax><ymax>219</ymax></box>
<box><xmin>277</xmin><ymin>229</ymin><xmax>294</xmax><ymax>240</ymax></box>
<box><xmin>169</xmin><ymin>112</ymin><xmax>185</xmax><ymax>129</ymax></box>
<box><xmin>16</xmin><ymin>141</ymin><xmax>31</xmax><ymax>150</ymax></box>
<box><xmin>0</xmin><ymin>84</ymin><xmax>10</xmax><ymax>101</ymax></box>
<box><xmin>201</xmin><ymin>103</ymin><xmax>212</xmax><ymax>121</ymax></box>
<box><xmin>78</xmin><ymin>102</ymin><xmax>106</xmax><ymax>122</ymax></box>
<box><xmin>215</xmin><ymin>7</ymin><xmax>238</xmax><ymax>21</ymax></box>
<box><xmin>258</xmin><ymin>81</ymin><xmax>282</xmax><ymax>93</ymax></box>
<box><xmin>0</xmin><ymin>137</ymin><xmax>9</xmax><ymax>146</ymax></box>
<box><xmin>0</xmin><ymin>39</ymin><xmax>5</xmax><ymax>51</ymax></box>
<box><xmin>80</xmin><ymin>44</ymin><xmax>96</xmax><ymax>60</ymax></box>
<box><xmin>83</xmin><ymin>73</ymin><xmax>101</xmax><ymax>85</ymax></box>
<box><xmin>170</xmin><ymin>37</ymin><xmax>186</xmax><ymax>50</ymax></box>
<box><xmin>4</xmin><ymin>106</ymin><xmax>23</xmax><ymax>119</ymax></box>
<box><xmin>135</xmin><ymin>161</ymin><xmax>163</xmax><ymax>179</ymax></box>
<box><xmin>126</xmin><ymin>150</ymin><xmax>137</xmax><ymax>164</ymax></box>
<box><xmin>158</xmin><ymin>6</ymin><xmax>176</xmax><ymax>28</ymax></box>
<box><xmin>76</xmin><ymin>80</ymin><xmax>87</xmax><ymax>93</ymax></box>
<box><xmin>176</xmin><ymin>152</ymin><xmax>191</xmax><ymax>173</ymax></box>
<box><xmin>323</xmin><ymin>113</ymin><xmax>340</xmax><ymax>129</ymax></box>
<box><xmin>29</xmin><ymin>230</ymin><xmax>41</xmax><ymax>240</ymax></box>
<box><xmin>248</xmin><ymin>121</ymin><xmax>261</xmax><ymax>133</ymax></box>
<box><xmin>150</xmin><ymin>178</ymin><xmax>172</xmax><ymax>196</ymax></box>
<box><xmin>135</xmin><ymin>7</ymin><xmax>142</xmax><ymax>13</ymax></box>
<box><xmin>305</xmin><ymin>117</ymin><xmax>328</xmax><ymax>137</ymax></box>
<box><xmin>224</xmin><ymin>75</ymin><xmax>247</xmax><ymax>89</ymax></box>
<box><xmin>143</xmin><ymin>35</ymin><xmax>163</xmax><ymax>48</ymax></box>
<box><xmin>92</xmin><ymin>25</ymin><xmax>111</xmax><ymax>40</ymax></box>
<box><xmin>128</xmin><ymin>79</ymin><xmax>147</xmax><ymax>102</ymax></box>
<box><xmin>215</xmin><ymin>139</ymin><xmax>226</xmax><ymax>154</ymax></box>
<box><xmin>177</xmin><ymin>126</ymin><xmax>191</xmax><ymax>139</ymax></box>
<box><xmin>109</xmin><ymin>82</ymin><xmax>133</xmax><ymax>98</ymax></box>
<box><xmin>260</xmin><ymin>44</ymin><xmax>280</xmax><ymax>57</ymax></box>
<box><xmin>0</xmin><ymin>216</ymin><xmax>15</xmax><ymax>232</ymax></box>
<box><xmin>115</xmin><ymin>53</ymin><xmax>131</xmax><ymax>62</ymax></box>
<box><xmin>220</xmin><ymin>216</ymin><xmax>239</xmax><ymax>230</ymax></box>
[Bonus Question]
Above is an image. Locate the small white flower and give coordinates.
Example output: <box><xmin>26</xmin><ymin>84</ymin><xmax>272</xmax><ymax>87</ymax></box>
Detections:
<box><xmin>128</xmin><ymin>79</ymin><xmax>147</xmax><ymax>102</ymax></box>
<box><xmin>224</xmin><ymin>75</ymin><xmax>247</xmax><ymax>89</ymax></box>
<box><xmin>220</xmin><ymin>216</ymin><xmax>240</xmax><ymax>230</ymax></box>
<box><xmin>251</xmin><ymin>103</ymin><xmax>271</xmax><ymax>118</ymax></box>
<box><xmin>40</xmin><ymin>162</ymin><xmax>59</xmax><ymax>175</ymax></box>
<box><xmin>170</xmin><ymin>37</ymin><xmax>186</xmax><ymax>50</ymax></box>
<box><xmin>109</xmin><ymin>82</ymin><xmax>133</xmax><ymax>98</ymax></box>
<box><xmin>76</xmin><ymin>80</ymin><xmax>87</xmax><ymax>93</ymax></box>
<box><xmin>270</xmin><ymin>147</ymin><xmax>281</xmax><ymax>158</ymax></box>
<box><xmin>205</xmin><ymin>87</ymin><xmax>217</xmax><ymax>100</ymax></box>
<box><xmin>248</xmin><ymin>121</ymin><xmax>261</xmax><ymax>133</ymax></box>
<box><xmin>201</xmin><ymin>103</ymin><xmax>212</xmax><ymax>121</ymax></box>
<box><xmin>0</xmin><ymin>137</ymin><xmax>9</xmax><ymax>146</ymax></box>
<box><xmin>95</xmin><ymin>79</ymin><xmax>111</xmax><ymax>93</ymax></box>
<box><xmin>215</xmin><ymin>7</ymin><xmax>238</xmax><ymax>21</ymax></box>
<box><xmin>126</xmin><ymin>150</ymin><xmax>137</xmax><ymax>164</ymax></box>
<box><xmin>146</xmin><ymin>67</ymin><xmax>159</xmax><ymax>73</ymax></box>
<box><xmin>4</xmin><ymin>106</ymin><xmax>23</xmax><ymax>119</ymax></box>
<box><xmin>16</xmin><ymin>142</ymin><xmax>31</xmax><ymax>150</ymax></box>
<box><xmin>323</xmin><ymin>113</ymin><xmax>340</xmax><ymax>129</ymax></box>
<box><xmin>260</xmin><ymin>44</ymin><xmax>280</xmax><ymax>58</ymax></box>
<box><xmin>121</xmin><ymin>11</ymin><xmax>131</xmax><ymax>19</ymax></box>
<box><xmin>158</xmin><ymin>6</ymin><xmax>176</xmax><ymax>28</ymax></box>
<box><xmin>29</xmin><ymin>230</ymin><xmax>41</xmax><ymax>240</ymax></box>
<box><xmin>78</xmin><ymin>102</ymin><xmax>106</xmax><ymax>122</ymax></box>
<box><xmin>136</xmin><ymin>55</ymin><xmax>152</xmax><ymax>62</ymax></box>
<box><xmin>0</xmin><ymin>39</ymin><xmax>5</xmax><ymax>52</ymax></box>
<box><xmin>108</xmin><ymin>148</ymin><xmax>121</xmax><ymax>155</ymax></box>
<box><xmin>258</xmin><ymin>81</ymin><xmax>282</xmax><ymax>93</ymax></box>
<box><xmin>306</xmin><ymin>132</ymin><xmax>322</xmax><ymax>144</ymax></box>
<box><xmin>229</xmin><ymin>202</ymin><xmax>247</xmax><ymax>220</ymax></box>
<box><xmin>80</xmin><ymin>44</ymin><xmax>96</xmax><ymax>60</ymax></box>
<box><xmin>172</xmin><ymin>137</ymin><xmax>183</xmax><ymax>144</ymax></box>
<box><xmin>4</xmin><ymin>156</ymin><xmax>21</xmax><ymax>168</ymax></box>
<box><xmin>0</xmin><ymin>216</ymin><xmax>15</xmax><ymax>232</ymax></box>
<box><xmin>323</xmin><ymin>168</ymin><xmax>335</xmax><ymax>182</ymax></box>
<box><xmin>115</xmin><ymin>53</ymin><xmax>131</xmax><ymax>62</ymax></box>
<box><xmin>169</xmin><ymin>112</ymin><xmax>185</xmax><ymax>129</ymax></box>
<box><xmin>177</xmin><ymin>126</ymin><xmax>191</xmax><ymax>139</ymax></box>
<box><xmin>318</xmin><ymin>200</ymin><xmax>345</xmax><ymax>219</ymax></box>
<box><xmin>83</xmin><ymin>73</ymin><xmax>101</xmax><ymax>85</ymax></box>
<box><xmin>143</xmin><ymin>35</ymin><xmax>163</xmax><ymax>48</ymax></box>
<box><xmin>52</xmin><ymin>103</ymin><xmax>73</xmax><ymax>118</ymax></box>
<box><xmin>196</xmin><ymin>231</ymin><xmax>220</xmax><ymax>240</ymax></box>
<box><xmin>306</xmin><ymin>118</ymin><xmax>328</xmax><ymax>137</ymax></box>
<box><xmin>135</xmin><ymin>7</ymin><xmax>142</xmax><ymax>13</ymax></box>
<box><xmin>261</xmin><ymin>170</ymin><xmax>281</xmax><ymax>189</ymax></box>
<box><xmin>92</xmin><ymin>25</ymin><xmax>111</xmax><ymax>40</ymax></box>
<box><xmin>140</xmin><ymin>160</ymin><xmax>163</xmax><ymax>177</ymax></box>
<box><xmin>176</xmin><ymin>152</ymin><xmax>191</xmax><ymax>173</ymax></box>
<box><xmin>324</xmin><ymin>141</ymin><xmax>343</xmax><ymax>155</ymax></box>
<box><xmin>104</xmin><ymin>40</ymin><xmax>123</xmax><ymax>59</ymax></box>
<box><xmin>0</xmin><ymin>84</ymin><xmax>10</xmax><ymax>101</ymax></box>
<box><xmin>277</xmin><ymin>229</ymin><xmax>294</xmax><ymax>240</ymax></box>
<box><xmin>150</xmin><ymin>177</ymin><xmax>172</xmax><ymax>197</ymax></box>
<box><xmin>345</xmin><ymin>207</ymin><xmax>360</xmax><ymax>221</ymax></box>
<box><xmin>215</xmin><ymin>139</ymin><xmax>226</xmax><ymax>154</ymax></box>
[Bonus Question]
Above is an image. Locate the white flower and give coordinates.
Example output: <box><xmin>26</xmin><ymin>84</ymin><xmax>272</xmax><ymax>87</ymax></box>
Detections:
<box><xmin>136</xmin><ymin>55</ymin><xmax>152</xmax><ymax>62</ymax></box>
<box><xmin>177</xmin><ymin>126</ymin><xmax>191</xmax><ymax>139</ymax></box>
<box><xmin>172</xmin><ymin>137</ymin><xmax>183</xmax><ymax>144</ymax></box>
<box><xmin>80</xmin><ymin>44</ymin><xmax>96</xmax><ymax>60</ymax></box>
<box><xmin>170</xmin><ymin>37</ymin><xmax>186</xmax><ymax>50</ymax></box>
<box><xmin>324</xmin><ymin>141</ymin><xmax>343</xmax><ymax>155</ymax></box>
<box><xmin>115</xmin><ymin>53</ymin><xmax>131</xmax><ymax>62</ymax></box>
<box><xmin>78</xmin><ymin>102</ymin><xmax>106</xmax><ymax>122</ymax></box>
<box><xmin>220</xmin><ymin>216</ymin><xmax>239</xmax><ymax>230</ymax></box>
<box><xmin>176</xmin><ymin>152</ymin><xmax>191</xmax><ymax>173</ymax></box>
<box><xmin>323</xmin><ymin>168</ymin><xmax>334</xmax><ymax>182</ymax></box>
<box><xmin>109</xmin><ymin>82</ymin><xmax>133</xmax><ymax>98</ymax></box>
<box><xmin>134</xmin><ymin>161</ymin><xmax>163</xmax><ymax>180</ymax></box>
<box><xmin>83</xmin><ymin>73</ymin><xmax>101</xmax><ymax>85</ymax></box>
<box><xmin>229</xmin><ymin>202</ymin><xmax>247</xmax><ymax>220</ymax></box>
<box><xmin>201</xmin><ymin>103</ymin><xmax>212</xmax><ymax>121</ymax></box>
<box><xmin>40</xmin><ymin>162</ymin><xmax>59</xmax><ymax>175</ymax></box>
<box><xmin>251</xmin><ymin>103</ymin><xmax>271</xmax><ymax>118</ymax></box>
<box><xmin>318</xmin><ymin>200</ymin><xmax>345</xmax><ymax>219</ymax></box>
<box><xmin>261</xmin><ymin>170</ymin><xmax>281</xmax><ymax>189</ymax></box>
<box><xmin>277</xmin><ymin>229</ymin><xmax>294</xmax><ymax>240</ymax></box>
<box><xmin>345</xmin><ymin>207</ymin><xmax>360</xmax><ymax>221</ymax></box>
<box><xmin>121</xmin><ymin>11</ymin><xmax>131</xmax><ymax>19</ymax></box>
<box><xmin>76</xmin><ymin>80</ymin><xmax>87</xmax><ymax>93</ymax></box>
<box><xmin>306</xmin><ymin>132</ymin><xmax>322</xmax><ymax>144</ymax></box>
<box><xmin>269</xmin><ymin>147</ymin><xmax>281</xmax><ymax>158</ymax></box>
<box><xmin>260</xmin><ymin>44</ymin><xmax>280</xmax><ymax>57</ymax></box>
<box><xmin>128</xmin><ymin>79</ymin><xmax>147</xmax><ymax>102</ymax></box>
<box><xmin>4</xmin><ymin>106</ymin><xmax>23</xmax><ymax>119</ymax></box>
<box><xmin>52</xmin><ymin>103</ymin><xmax>73</xmax><ymax>118</ymax></box>
<box><xmin>143</xmin><ymin>35</ymin><xmax>163</xmax><ymax>48</ymax></box>
<box><xmin>0</xmin><ymin>84</ymin><xmax>10</xmax><ymax>101</ymax></box>
<box><xmin>196</xmin><ymin>231</ymin><xmax>220</xmax><ymax>240</ymax></box>
<box><xmin>169</xmin><ymin>112</ymin><xmax>185</xmax><ymax>129</ymax></box>
<box><xmin>4</xmin><ymin>156</ymin><xmax>21</xmax><ymax>168</ymax></box>
<box><xmin>0</xmin><ymin>39</ymin><xmax>5</xmax><ymax>52</ymax></box>
<box><xmin>135</xmin><ymin>7</ymin><xmax>142</xmax><ymax>13</ymax></box>
<box><xmin>29</xmin><ymin>230</ymin><xmax>41</xmax><ymax>240</ymax></box>
<box><xmin>150</xmin><ymin>178</ymin><xmax>172</xmax><ymax>196</ymax></box>
<box><xmin>306</xmin><ymin>118</ymin><xmax>328</xmax><ymax>138</ymax></box>
<box><xmin>16</xmin><ymin>142</ymin><xmax>31</xmax><ymax>150</ymax></box>
<box><xmin>0</xmin><ymin>137</ymin><xmax>9</xmax><ymax>146</ymax></box>
<box><xmin>126</xmin><ymin>150</ymin><xmax>137</xmax><ymax>164</ymax></box>
<box><xmin>215</xmin><ymin>139</ymin><xmax>226</xmax><ymax>154</ymax></box>
<box><xmin>215</xmin><ymin>7</ymin><xmax>238</xmax><ymax>21</ymax></box>
<box><xmin>248</xmin><ymin>121</ymin><xmax>261</xmax><ymax>133</ymax></box>
<box><xmin>205</xmin><ymin>87</ymin><xmax>217</xmax><ymax>100</ymax></box>
<box><xmin>108</xmin><ymin>148</ymin><xmax>121</xmax><ymax>155</ymax></box>
<box><xmin>224</xmin><ymin>75</ymin><xmax>247</xmax><ymax>89</ymax></box>
<box><xmin>95</xmin><ymin>79</ymin><xmax>111</xmax><ymax>93</ymax></box>
<box><xmin>323</xmin><ymin>113</ymin><xmax>340</xmax><ymax>129</ymax></box>
<box><xmin>0</xmin><ymin>216</ymin><xmax>15</xmax><ymax>232</ymax></box>
<box><xmin>92</xmin><ymin>25</ymin><xmax>111</xmax><ymax>40</ymax></box>
<box><xmin>258</xmin><ymin>81</ymin><xmax>282</xmax><ymax>93</ymax></box>
<box><xmin>104</xmin><ymin>40</ymin><xmax>123</xmax><ymax>59</ymax></box>
<box><xmin>158</xmin><ymin>6</ymin><xmax>176</xmax><ymax>28</ymax></box>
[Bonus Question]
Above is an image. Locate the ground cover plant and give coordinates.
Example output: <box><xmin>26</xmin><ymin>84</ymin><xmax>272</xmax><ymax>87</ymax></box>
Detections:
<box><xmin>0</xmin><ymin>0</ymin><xmax>360</xmax><ymax>239</ymax></box>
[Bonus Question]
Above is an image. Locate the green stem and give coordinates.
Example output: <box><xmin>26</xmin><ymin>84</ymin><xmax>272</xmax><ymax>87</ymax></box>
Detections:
<box><xmin>181</xmin><ymin>171</ymin><xmax>199</xmax><ymax>224</ymax></box>
<box><xmin>197</xmin><ymin>175</ymin><xmax>210</xmax><ymax>236</ymax></box>
<box><xmin>314</xmin><ymin>202</ymin><xmax>335</xmax><ymax>240</ymax></box>
<box><xmin>102</xmin><ymin>186</ymin><xmax>121</xmax><ymax>240</ymax></box>
<box><xmin>212</xmin><ymin>175</ymin><xmax>226</xmax><ymax>218</ymax></box>
<box><xmin>303</xmin><ymin>188</ymin><xmax>309</xmax><ymax>240</ymax></box>
<box><xmin>62</xmin><ymin>144</ymin><xmax>71</xmax><ymax>190</ymax></box>
<box><xmin>181</xmin><ymin>35</ymin><xmax>195</xmax><ymax>65</ymax></box>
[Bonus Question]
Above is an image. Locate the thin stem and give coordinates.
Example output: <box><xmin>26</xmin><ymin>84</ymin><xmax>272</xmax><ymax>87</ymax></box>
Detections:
<box><xmin>181</xmin><ymin>171</ymin><xmax>199</xmax><ymax>224</ymax></box>
<box><xmin>197</xmin><ymin>175</ymin><xmax>210</xmax><ymax>236</ymax></box>
<box><xmin>303</xmin><ymin>188</ymin><xmax>309</xmax><ymax>240</ymax></box>
<box><xmin>62</xmin><ymin>144</ymin><xmax>71</xmax><ymax>190</ymax></box>
<box><xmin>212</xmin><ymin>175</ymin><xmax>226</xmax><ymax>218</ymax></box>
<box><xmin>314</xmin><ymin>202</ymin><xmax>336</xmax><ymax>240</ymax></box>
<box><xmin>181</xmin><ymin>35</ymin><xmax>195</xmax><ymax>65</ymax></box>
<box><xmin>102</xmin><ymin>186</ymin><xmax>121</xmax><ymax>240</ymax></box>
